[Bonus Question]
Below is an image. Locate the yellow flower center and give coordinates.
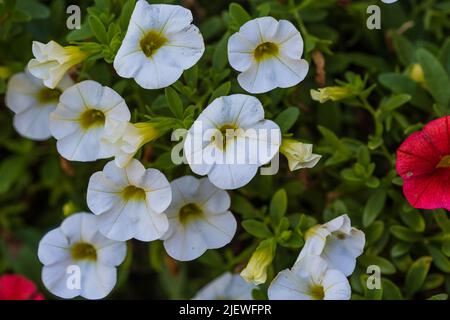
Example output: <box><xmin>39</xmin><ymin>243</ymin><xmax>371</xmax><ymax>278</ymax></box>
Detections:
<box><xmin>179</xmin><ymin>203</ymin><xmax>203</xmax><ymax>225</ymax></box>
<box><xmin>254</xmin><ymin>42</ymin><xmax>279</xmax><ymax>61</ymax></box>
<box><xmin>309</xmin><ymin>284</ymin><xmax>325</xmax><ymax>300</ymax></box>
<box><xmin>38</xmin><ymin>88</ymin><xmax>62</xmax><ymax>103</ymax></box>
<box><xmin>121</xmin><ymin>185</ymin><xmax>146</xmax><ymax>202</ymax></box>
<box><xmin>436</xmin><ymin>155</ymin><xmax>450</xmax><ymax>168</ymax></box>
<box><xmin>79</xmin><ymin>109</ymin><xmax>105</xmax><ymax>130</ymax></box>
<box><xmin>71</xmin><ymin>242</ymin><xmax>97</xmax><ymax>261</ymax></box>
<box><xmin>212</xmin><ymin>124</ymin><xmax>237</xmax><ymax>150</ymax></box>
<box><xmin>140</xmin><ymin>31</ymin><xmax>167</xmax><ymax>57</ymax></box>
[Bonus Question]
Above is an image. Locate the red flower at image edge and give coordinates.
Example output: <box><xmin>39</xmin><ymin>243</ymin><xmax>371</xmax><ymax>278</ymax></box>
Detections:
<box><xmin>396</xmin><ymin>115</ymin><xmax>450</xmax><ymax>210</ymax></box>
<box><xmin>0</xmin><ymin>274</ymin><xmax>44</xmax><ymax>300</ymax></box>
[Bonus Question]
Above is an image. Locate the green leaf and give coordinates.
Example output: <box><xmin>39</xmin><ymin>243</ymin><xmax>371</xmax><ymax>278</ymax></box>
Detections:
<box><xmin>89</xmin><ymin>15</ymin><xmax>108</xmax><ymax>44</ymax></box>
<box><xmin>0</xmin><ymin>157</ymin><xmax>27</xmax><ymax>194</ymax></box>
<box><xmin>229</xmin><ymin>3</ymin><xmax>251</xmax><ymax>27</ymax></box>
<box><xmin>427</xmin><ymin>293</ymin><xmax>448</xmax><ymax>300</ymax></box>
<box><xmin>165</xmin><ymin>87</ymin><xmax>184</xmax><ymax>119</ymax></box>
<box><xmin>405</xmin><ymin>256</ymin><xmax>432</xmax><ymax>297</ymax></box>
<box><xmin>365</xmin><ymin>221</ymin><xmax>384</xmax><ymax>244</ymax></box>
<box><xmin>16</xmin><ymin>0</ymin><xmax>50</xmax><ymax>19</ymax></box>
<box><xmin>120</xmin><ymin>0</ymin><xmax>135</xmax><ymax>30</ymax></box>
<box><xmin>380</xmin><ymin>94</ymin><xmax>411</xmax><ymax>112</ymax></box>
<box><xmin>274</xmin><ymin>107</ymin><xmax>300</xmax><ymax>133</ymax></box>
<box><xmin>361</xmin><ymin>275</ymin><xmax>383</xmax><ymax>300</ymax></box>
<box><xmin>400</xmin><ymin>209</ymin><xmax>425</xmax><ymax>232</ymax></box>
<box><xmin>390</xmin><ymin>225</ymin><xmax>422</xmax><ymax>242</ymax></box>
<box><xmin>269</xmin><ymin>189</ymin><xmax>288</xmax><ymax>225</ymax></box>
<box><xmin>363</xmin><ymin>189</ymin><xmax>387</xmax><ymax>227</ymax></box>
<box><xmin>242</xmin><ymin>220</ymin><xmax>272</xmax><ymax>238</ymax></box>
<box><xmin>417</xmin><ymin>48</ymin><xmax>450</xmax><ymax>109</ymax></box>
<box><xmin>382</xmin><ymin>279</ymin><xmax>403</xmax><ymax>300</ymax></box>
<box><xmin>359</xmin><ymin>255</ymin><xmax>397</xmax><ymax>275</ymax></box>
<box><xmin>392</xmin><ymin>33</ymin><xmax>415</xmax><ymax>66</ymax></box>
<box><xmin>209</xmin><ymin>81</ymin><xmax>231</xmax><ymax>103</ymax></box>
<box><xmin>213</xmin><ymin>34</ymin><xmax>229</xmax><ymax>71</ymax></box>
<box><xmin>427</xmin><ymin>245</ymin><xmax>450</xmax><ymax>273</ymax></box>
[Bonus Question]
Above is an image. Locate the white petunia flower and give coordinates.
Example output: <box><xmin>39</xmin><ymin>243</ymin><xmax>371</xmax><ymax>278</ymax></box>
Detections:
<box><xmin>38</xmin><ymin>213</ymin><xmax>126</xmax><ymax>300</ymax></box>
<box><xmin>296</xmin><ymin>214</ymin><xmax>365</xmax><ymax>276</ymax></box>
<box><xmin>87</xmin><ymin>159</ymin><xmax>171</xmax><ymax>241</ymax></box>
<box><xmin>193</xmin><ymin>272</ymin><xmax>255</xmax><ymax>300</ymax></box>
<box><xmin>227</xmin><ymin>17</ymin><xmax>309</xmax><ymax>94</ymax></box>
<box><xmin>268</xmin><ymin>255</ymin><xmax>351</xmax><ymax>300</ymax></box>
<box><xmin>162</xmin><ymin>176</ymin><xmax>237</xmax><ymax>261</ymax></box>
<box><xmin>280</xmin><ymin>138</ymin><xmax>321</xmax><ymax>171</ymax></box>
<box><xmin>49</xmin><ymin>80</ymin><xmax>131</xmax><ymax>162</ymax></box>
<box><xmin>28</xmin><ymin>41</ymin><xmax>86</xmax><ymax>89</ymax></box>
<box><xmin>114</xmin><ymin>0</ymin><xmax>205</xmax><ymax>89</ymax></box>
<box><xmin>5</xmin><ymin>71</ymin><xmax>73</xmax><ymax>140</ymax></box>
<box><xmin>184</xmin><ymin>94</ymin><xmax>281</xmax><ymax>190</ymax></box>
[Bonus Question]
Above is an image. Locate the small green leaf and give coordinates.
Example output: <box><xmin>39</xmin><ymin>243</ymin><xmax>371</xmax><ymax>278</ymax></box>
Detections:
<box><xmin>209</xmin><ymin>82</ymin><xmax>231</xmax><ymax>103</ymax></box>
<box><xmin>427</xmin><ymin>245</ymin><xmax>450</xmax><ymax>273</ymax></box>
<box><xmin>165</xmin><ymin>87</ymin><xmax>184</xmax><ymax>119</ymax></box>
<box><xmin>390</xmin><ymin>225</ymin><xmax>422</xmax><ymax>242</ymax></box>
<box><xmin>269</xmin><ymin>189</ymin><xmax>288</xmax><ymax>225</ymax></box>
<box><xmin>363</xmin><ymin>189</ymin><xmax>387</xmax><ymax>227</ymax></box>
<box><xmin>120</xmin><ymin>0</ymin><xmax>135</xmax><ymax>30</ymax></box>
<box><xmin>89</xmin><ymin>15</ymin><xmax>108</xmax><ymax>44</ymax></box>
<box><xmin>392</xmin><ymin>33</ymin><xmax>415</xmax><ymax>66</ymax></box>
<box><xmin>427</xmin><ymin>293</ymin><xmax>448</xmax><ymax>300</ymax></box>
<box><xmin>274</xmin><ymin>107</ymin><xmax>300</xmax><ymax>133</ymax></box>
<box><xmin>400</xmin><ymin>209</ymin><xmax>425</xmax><ymax>232</ymax></box>
<box><xmin>382</xmin><ymin>279</ymin><xmax>403</xmax><ymax>300</ymax></box>
<box><xmin>229</xmin><ymin>3</ymin><xmax>251</xmax><ymax>27</ymax></box>
<box><xmin>359</xmin><ymin>255</ymin><xmax>397</xmax><ymax>275</ymax></box>
<box><xmin>405</xmin><ymin>256</ymin><xmax>432</xmax><ymax>297</ymax></box>
<box><xmin>242</xmin><ymin>220</ymin><xmax>272</xmax><ymax>238</ymax></box>
<box><xmin>213</xmin><ymin>34</ymin><xmax>229</xmax><ymax>71</ymax></box>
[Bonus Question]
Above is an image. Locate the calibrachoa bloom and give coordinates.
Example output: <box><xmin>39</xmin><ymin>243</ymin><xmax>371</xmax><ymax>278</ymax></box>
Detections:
<box><xmin>108</xmin><ymin>122</ymin><xmax>163</xmax><ymax>168</ymax></box>
<box><xmin>268</xmin><ymin>255</ymin><xmax>351</xmax><ymax>300</ymax></box>
<box><xmin>5</xmin><ymin>71</ymin><xmax>73</xmax><ymax>140</ymax></box>
<box><xmin>279</xmin><ymin>138</ymin><xmax>322</xmax><ymax>171</ymax></box>
<box><xmin>296</xmin><ymin>214</ymin><xmax>365</xmax><ymax>276</ymax></box>
<box><xmin>49</xmin><ymin>80</ymin><xmax>131</xmax><ymax>161</ymax></box>
<box><xmin>162</xmin><ymin>176</ymin><xmax>237</xmax><ymax>261</ymax></box>
<box><xmin>27</xmin><ymin>41</ymin><xmax>86</xmax><ymax>89</ymax></box>
<box><xmin>193</xmin><ymin>272</ymin><xmax>255</xmax><ymax>300</ymax></box>
<box><xmin>0</xmin><ymin>274</ymin><xmax>44</xmax><ymax>300</ymax></box>
<box><xmin>114</xmin><ymin>0</ymin><xmax>205</xmax><ymax>89</ymax></box>
<box><xmin>87</xmin><ymin>159</ymin><xmax>171</xmax><ymax>241</ymax></box>
<box><xmin>240</xmin><ymin>238</ymin><xmax>276</xmax><ymax>285</ymax></box>
<box><xmin>227</xmin><ymin>17</ymin><xmax>309</xmax><ymax>94</ymax></box>
<box><xmin>184</xmin><ymin>94</ymin><xmax>281</xmax><ymax>190</ymax></box>
<box><xmin>396</xmin><ymin>116</ymin><xmax>450</xmax><ymax>210</ymax></box>
<box><xmin>38</xmin><ymin>213</ymin><xmax>126</xmax><ymax>299</ymax></box>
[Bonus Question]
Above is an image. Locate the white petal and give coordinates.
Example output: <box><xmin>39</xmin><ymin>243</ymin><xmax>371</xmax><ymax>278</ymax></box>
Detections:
<box><xmin>141</xmin><ymin>168</ymin><xmax>172</xmax><ymax>213</ymax></box>
<box><xmin>5</xmin><ymin>72</ymin><xmax>40</xmax><ymax>114</ymax></box>
<box><xmin>273</xmin><ymin>20</ymin><xmax>303</xmax><ymax>59</ymax></box>
<box><xmin>56</xmin><ymin>127</ymin><xmax>105</xmax><ymax>161</ymax></box>
<box><xmin>268</xmin><ymin>269</ymin><xmax>312</xmax><ymax>300</ymax></box>
<box><xmin>134</xmin><ymin>54</ymin><xmax>184</xmax><ymax>89</ymax></box>
<box><xmin>38</xmin><ymin>228</ymin><xmax>70</xmax><ymax>265</ymax></box>
<box><xmin>80</xmin><ymin>263</ymin><xmax>117</xmax><ymax>299</ymax></box>
<box><xmin>198</xmin><ymin>178</ymin><xmax>230</xmax><ymax>214</ymax></box>
<box><xmin>163</xmin><ymin>222</ymin><xmax>207</xmax><ymax>261</ymax></box>
<box><xmin>208</xmin><ymin>163</ymin><xmax>259</xmax><ymax>190</ymax></box>
<box><xmin>96</xmin><ymin>241</ymin><xmax>127</xmax><ymax>266</ymax></box>
<box><xmin>49</xmin><ymin>104</ymin><xmax>80</xmax><ymax>139</ymax></box>
<box><xmin>193</xmin><ymin>272</ymin><xmax>233</xmax><ymax>300</ymax></box>
<box><xmin>42</xmin><ymin>260</ymin><xmax>80</xmax><ymax>299</ymax></box>
<box><xmin>194</xmin><ymin>211</ymin><xmax>237</xmax><ymax>249</ymax></box>
<box><xmin>322</xmin><ymin>270</ymin><xmax>351</xmax><ymax>300</ymax></box>
<box><xmin>227</xmin><ymin>33</ymin><xmax>255</xmax><ymax>72</ymax></box>
<box><xmin>87</xmin><ymin>171</ymin><xmax>123</xmax><ymax>214</ymax></box>
<box><xmin>13</xmin><ymin>104</ymin><xmax>54</xmax><ymax>140</ymax></box>
<box><xmin>163</xmin><ymin>24</ymin><xmax>204</xmax><ymax>69</ymax></box>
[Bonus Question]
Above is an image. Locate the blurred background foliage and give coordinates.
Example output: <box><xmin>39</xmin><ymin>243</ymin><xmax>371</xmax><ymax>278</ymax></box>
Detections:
<box><xmin>1</xmin><ymin>0</ymin><xmax>450</xmax><ymax>300</ymax></box>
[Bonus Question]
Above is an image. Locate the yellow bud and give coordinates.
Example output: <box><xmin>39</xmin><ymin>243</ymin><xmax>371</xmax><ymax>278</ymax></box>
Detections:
<box><xmin>279</xmin><ymin>138</ymin><xmax>321</xmax><ymax>171</ymax></box>
<box><xmin>409</xmin><ymin>64</ymin><xmax>425</xmax><ymax>85</ymax></box>
<box><xmin>0</xmin><ymin>66</ymin><xmax>11</xmax><ymax>79</ymax></box>
<box><xmin>310</xmin><ymin>87</ymin><xmax>352</xmax><ymax>103</ymax></box>
<box><xmin>240</xmin><ymin>238</ymin><xmax>276</xmax><ymax>285</ymax></box>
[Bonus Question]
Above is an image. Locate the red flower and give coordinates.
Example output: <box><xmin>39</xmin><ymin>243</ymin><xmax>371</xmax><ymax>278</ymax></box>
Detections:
<box><xmin>396</xmin><ymin>116</ymin><xmax>450</xmax><ymax>210</ymax></box>
<box><xmin>0</xmin><ymin>274</ymin><xmax>44</xmax><ymax>300</ymax></box>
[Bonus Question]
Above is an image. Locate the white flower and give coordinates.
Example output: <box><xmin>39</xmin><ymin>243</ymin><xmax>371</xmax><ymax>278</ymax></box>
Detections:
<box><xmin>184</xmin><ymin>94</ymin><xmax>281</xmax><ymax>190</ymax></box>
<box><xmin>193</xmin><ymin>272</ymin><xmax>255</xmax><ymax>300</ymax></box>
<box><xmin>240</xmin><ymin>238</ymin><xmax>276</xmax><ymax>285</ymax></box>
<box><xmin>37</xmin><ymin>213</ymin><xmax>126</xmax><ymax>300</ymax></box>
<box><xmin>5</xmin><ymin>70</ymin><xmax>73</xmax><ymax>140</ymax></box>
<box><xmin>268</xmin><ymin>255</ymin><xmax>351</xmax><ymax>300</ymax></box>
<box><xmin>280</xmin><ymin>138</ymin><xmax>321</xmax><ymax>171</ymax></box>
<box><xmin>49</xmin><ymin>80</ymin><xmax>131</xmax><ymax>162</ymax></box>
<box><xmin>28</xmin><ymin>41</ymin><xmax>86</xmax><ymax>89</ymax></box>
<box><xmin>114</xmin><ymin>0</ymin><xmax>205</xmax><ymax>89</ymax></box>
<box><xmin>87</xmin><ymin>159</ymin><xmax>171</xmax><ymax>241</ymax></box>
<box><xmin>162</xmin><ymin>176</ymin><xmax>237</xmax><ymax>261</ymax></box>
<box><xmin>296</xmin><ymin>214</ymin><xmax>365</xmax><ymax>276</ymax></box>
<box><xmin>227</xmin><ymin>17</ymin><xmax>309</xmax><ymax>94</ymax></box>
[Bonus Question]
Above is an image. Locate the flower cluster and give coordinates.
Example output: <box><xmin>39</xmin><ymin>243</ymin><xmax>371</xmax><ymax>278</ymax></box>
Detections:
<box><xmin>3</xmin><ymin>0</ymin><xmax>375</xmax><ymax>300</ymax></box>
